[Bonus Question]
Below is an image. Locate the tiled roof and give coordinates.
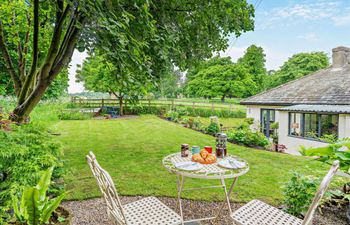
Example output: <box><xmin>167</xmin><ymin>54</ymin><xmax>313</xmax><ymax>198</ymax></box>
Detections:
<box><xmin>278</xmin><ymin>104</ymin><xmax>350</xmax><ymax>114</ymax></box>
<box><xmin>241</xmin><ymin>65</ymin><xmax>350</xmax><ymax>106</ymax></box>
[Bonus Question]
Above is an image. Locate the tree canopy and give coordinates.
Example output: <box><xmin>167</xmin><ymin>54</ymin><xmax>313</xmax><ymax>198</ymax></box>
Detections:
<box><xmin>186</xmin><ymin>62</ymin><xmax>257</xmax><ymax>101</ymax></box>
<box><xmin>267</xmin><ymin>52</ymin><xmax>329</xmax><ymax>89</ymax></box>
<box><xmin>237</xmin><ymin>44</ymin><xmax>267</xmax><ymax>92</ymax></box>
<box><xmin>76</xmin><ymin>53</ymin><xmax>152</xmax><ymax>115</ymax></box>
<box><xmin>185</xmin><ymin>45</ymin><xmax>266</xmax><ymax>100</ymax></box>
<box><xmin>0</xmin><ymin>0</ymin><xmax>255</xmax><ymax>122</ymax></box>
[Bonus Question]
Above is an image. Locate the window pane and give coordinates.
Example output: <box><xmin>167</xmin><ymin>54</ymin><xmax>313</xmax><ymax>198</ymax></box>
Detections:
<box><xmin>320</xmin><ymin>114</ymin><xmax>338</xmax><ymax>138</ymax></box>
<box><xmin>261</xmin><ymin>110</ymin><xmax>267</xmax><ymax>133</ymax></box>
<box><xmin>304</xmin><ymin>113</ymin><xmax>319</xmax><ymax>138</ymax></box>
<box><xmin>289</xmin><ymin>113</ymin><xmax>302</xmax><ymax>136</ymax></box>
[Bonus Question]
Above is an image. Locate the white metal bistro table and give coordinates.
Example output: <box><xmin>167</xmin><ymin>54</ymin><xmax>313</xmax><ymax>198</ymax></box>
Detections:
<box><xmin>162</xmin><ymin>153</ymin><xmax>249</xmax><ymax>225</ymax></box>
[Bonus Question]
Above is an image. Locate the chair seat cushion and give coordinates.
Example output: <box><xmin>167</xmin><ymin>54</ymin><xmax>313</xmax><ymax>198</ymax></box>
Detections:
<box><xmin>124</xmin><ymin>197</ymin><xmax>182</xmax><ymax>225</ymax></box>
<box><xmin>231</xmin><ymin>200</ymin><xmax>303</xmax><ymax>225</ymax></box>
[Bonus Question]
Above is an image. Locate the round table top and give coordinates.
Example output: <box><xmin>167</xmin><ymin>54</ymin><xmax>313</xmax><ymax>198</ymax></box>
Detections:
<box><xmin>162</xmin><ymin>153</ymin><xmax>249</xmax><ymax>179</ymax></box>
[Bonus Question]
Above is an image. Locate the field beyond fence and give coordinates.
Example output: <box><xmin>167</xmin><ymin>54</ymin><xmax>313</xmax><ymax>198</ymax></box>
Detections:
<box><xmin>70</xmin><ymin>98</ymin><xmax>246</xmax><ymax>112</ymax></box>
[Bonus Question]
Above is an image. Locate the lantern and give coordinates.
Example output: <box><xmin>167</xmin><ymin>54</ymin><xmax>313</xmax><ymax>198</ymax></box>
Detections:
<box><xmin>215</xmin><ymin>132</ymin><xmax>227</xmax><ymax>158</ymax></box>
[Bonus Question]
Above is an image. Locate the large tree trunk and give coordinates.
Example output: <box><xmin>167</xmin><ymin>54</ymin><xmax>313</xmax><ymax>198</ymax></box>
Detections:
<box><xmin>221</xmin><ymin>95</ymin><xmax>225</xmax><ymax>102</ymax></box>
<box><xmin>10</xmin><ymin>79</ymin><xmax>49</xmax><ymax>123</ymax></box>
<box><xmin>119</xmin><ymin>96</ymin><xmax>124</xmax><ymax>116</ymax></box>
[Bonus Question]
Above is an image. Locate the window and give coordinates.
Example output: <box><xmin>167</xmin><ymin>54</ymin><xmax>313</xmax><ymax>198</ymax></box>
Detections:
<box><xmin>261</xmin><ymin>109</ymin><xmax>275</xmax><ymax>138</ymax></box>
<box><xmin>289</xmin><ymin>113</ymin><xmax>302</xmax><ymax>137</ymax></box>
<box><xmin>304</xmin><ymin>113</ymin><xmax>319</xmax><ymax>138</ymax></box>
<box><xmin>289</xmin><ymin>112</ymin><xmax>339</xmax><ymax>141</ymax></box>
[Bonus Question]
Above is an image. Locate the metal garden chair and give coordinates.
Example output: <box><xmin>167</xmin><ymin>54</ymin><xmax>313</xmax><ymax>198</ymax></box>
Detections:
<box><xmin>230</xmin><ymin>160</ymin><xmax>340</xmax><ymax>225</ymax></box>
<box><xmin>86</xmin><ymin>151</ymin><xmax>182</xmax><ymax>225</ymax></box>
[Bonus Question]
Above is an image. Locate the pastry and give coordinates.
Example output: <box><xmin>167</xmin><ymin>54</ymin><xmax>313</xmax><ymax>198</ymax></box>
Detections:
<box><xmin>200</xmin><ymin>149</ymin><xmax>209</xmax><ymax>159</ymax></box>
<box><xmin>192</xmin><ymin>153</ymin><xmax>205</xmax><ymax>163</ymax></box>
<box><xmin>204</xmin><ymin>154</ymin><xmax>217</xmax><ymax>164</ymax></box>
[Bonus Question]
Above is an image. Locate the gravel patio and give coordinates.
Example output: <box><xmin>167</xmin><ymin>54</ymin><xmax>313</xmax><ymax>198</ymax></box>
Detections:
<box><xmin>63</xmin><ymin>196</ymin><xmax>347</xmax><ymax>225</ymax></box>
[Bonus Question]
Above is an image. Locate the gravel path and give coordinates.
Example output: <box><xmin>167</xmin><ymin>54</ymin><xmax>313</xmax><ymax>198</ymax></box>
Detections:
<box><xmin>62</xmin><ymin>196</ymin><xmax>347</xmax><ymax>225</ymax></box>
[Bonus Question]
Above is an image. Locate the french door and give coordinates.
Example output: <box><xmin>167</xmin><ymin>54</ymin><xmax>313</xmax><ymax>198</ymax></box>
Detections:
<box><xmin>261</xmin><ymin>109</ymin><xmax>275</xmax><ymax>138</ymax></box>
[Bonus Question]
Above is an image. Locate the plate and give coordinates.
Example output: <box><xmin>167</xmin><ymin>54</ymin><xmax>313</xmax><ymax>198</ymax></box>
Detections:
<box><xmin>174</xmin><ymin>162</ymin><xmax>203</xmax><ymax>171</ymax></box>
<box><xmin>218</xmin><ymin>158</ymin><xmax>246</xmax><ymax>169</ymax></box>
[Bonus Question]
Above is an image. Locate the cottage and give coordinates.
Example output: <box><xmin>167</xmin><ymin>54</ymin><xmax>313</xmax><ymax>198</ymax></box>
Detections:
<box><xmin>241</xmin><ymin>46</ymin><xmax>350</xmax><ymax>155</ymax></box>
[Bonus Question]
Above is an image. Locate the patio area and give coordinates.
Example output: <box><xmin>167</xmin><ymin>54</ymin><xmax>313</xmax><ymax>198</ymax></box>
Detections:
<box><xmin>63</xmin><ymin>195</ymin><xmax>347</xmax><ymax>225</ymax></box>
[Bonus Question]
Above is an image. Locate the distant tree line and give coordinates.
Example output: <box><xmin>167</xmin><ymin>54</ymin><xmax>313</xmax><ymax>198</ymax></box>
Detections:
<box><xmin>182</xmin><ymin>46</ymin><xmax>329</xmax><ymax>101</ymax></box>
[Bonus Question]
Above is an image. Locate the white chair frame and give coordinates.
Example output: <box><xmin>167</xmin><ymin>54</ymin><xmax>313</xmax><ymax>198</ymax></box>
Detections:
<box><xmin>86</xmin><ymin>151</ymin><xmax>182</xmax><ymax>225</ymax></box>
<box><xmin>231</xmin><ymin>160</ymin><xmax>340</xmax><ymax>225</ymax></box>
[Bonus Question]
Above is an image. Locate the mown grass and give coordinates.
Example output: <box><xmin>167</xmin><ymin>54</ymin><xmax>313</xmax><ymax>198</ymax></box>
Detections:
<box><xmin>53</xmin><ymin>115</ymin><xmax>346</xmax><ymax>205</ymax></box>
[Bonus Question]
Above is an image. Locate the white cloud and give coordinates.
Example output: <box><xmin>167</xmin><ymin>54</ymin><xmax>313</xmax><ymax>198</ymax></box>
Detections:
<box><xmin>297</xmin><ymin>32</ymin><xmax>319</xmax><ymax>42</ymax></box>
<box><xmin>332</xmin><ymin>8</ymin><xmax>350</xmax><ymax>26</ymax></box>
<box><xmin>68</xmin><ymin>50</ymin><xmax>87</xmax><ymax>94</ymax></box>
<box><xmin>259</xmin><ymin>0</ymin><xmax>345</xmax><ymax>29</ymax></box>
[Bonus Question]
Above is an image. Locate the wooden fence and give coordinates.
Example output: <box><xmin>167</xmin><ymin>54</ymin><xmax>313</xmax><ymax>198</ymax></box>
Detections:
<box><xmin>70</xmin><ymin>98</ymin><xmax>245</xmax><ymax>112</ymax></box>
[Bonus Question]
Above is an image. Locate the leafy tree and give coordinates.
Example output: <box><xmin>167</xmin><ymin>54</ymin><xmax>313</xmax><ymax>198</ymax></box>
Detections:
<box><xmin>186</xmin><ymin>63</ymin><xmax>257</xmax><ymax>101</ymax></box>
<box><xmin>43</xmin><ymin>68</ymin><xmax>69</xmax><ymax>99</ymax></box>
<box><xmin>267</xmin><ymin>52</ymin><xmax>329</xmax><ymax>89</ymax></box>
<box><xmin>238</xmin><ymin>44</ymin><xmax>267</xmax><ymax>93</ymax></box>
<box><xmin>76</xmin><ymin>54</ymin><xmax>151</xmax><ymax>116</ymax></box>
<box><xmin>0</xmin><ymin>0</ymin><xmax>254</xmax><ymax>123</ymax></box>
<box><xmin>186</xmin><ymin>56</ymin><xmax>233</xmax><ymax>82</ymax></box>
<box><xmin>157</xmin><ymin>69</ymin><xmax>183</xmax><ymax>98</ymax></box>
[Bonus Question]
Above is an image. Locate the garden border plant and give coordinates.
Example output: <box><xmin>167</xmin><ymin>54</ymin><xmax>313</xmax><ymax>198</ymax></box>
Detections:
<box><xmin>0</xmin><ymin>121</ymin><xmax>64</xmax><ymax>223</ymax></box>
<box><xmin>162</xmin><ymin>108</ymin><xmax>270</xmax><ymax>149</ymax></box>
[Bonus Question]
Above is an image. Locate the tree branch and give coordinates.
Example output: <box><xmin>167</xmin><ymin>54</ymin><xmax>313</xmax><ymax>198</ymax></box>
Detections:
<box><xmin>18</xmin><ymin>0</ymin><xmax>40</xmax><ymax>104</ymax></box>
<box><xmin>11</xmin><ymin>14</ymin><xmax>24</xmax><ymax>82</ymax></box>
<box><xmin>52</xmin><ymin>5</ymin><xmax>77</xmax><ymax>68</ymax></box>
<box><xmin>51</xmin><ymin>13</ymin><xmax>86</xmax><ymax>78</ymax></box>
<box><xmin>20</xmin><ymin>16</ymin><xmax>31</xmax><ymax>83</ymax></box>
<box><xmin>0</xmin><ymin>20</ymin><xmax>21</xmax><ymax>96</ymax></box>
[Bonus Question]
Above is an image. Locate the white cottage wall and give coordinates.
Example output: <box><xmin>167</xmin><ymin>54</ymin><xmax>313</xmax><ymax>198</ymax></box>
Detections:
<box><xmin>338</xmin><ymin>114</ymin><xmax>350</xmax><ymax>138</ymax></box>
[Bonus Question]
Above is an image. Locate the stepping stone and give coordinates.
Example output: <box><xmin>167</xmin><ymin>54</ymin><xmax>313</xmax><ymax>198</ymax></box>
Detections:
<box><xmin>184</xmin><ymin>222</ymin><xmax>201</xmax><ymax>225</ymax></box>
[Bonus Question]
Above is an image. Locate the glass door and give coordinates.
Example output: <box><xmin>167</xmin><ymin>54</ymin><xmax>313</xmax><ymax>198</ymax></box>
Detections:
<box><xmin>261</xmin><ymin>109</ymin><xmax>275</xmax><ymax>138</ymax></box>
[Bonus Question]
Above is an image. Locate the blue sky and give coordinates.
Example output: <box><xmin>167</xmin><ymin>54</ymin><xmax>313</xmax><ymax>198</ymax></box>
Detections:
<box><xmin>222</xmin><ymin>0</ymin><xmax>350</xmax><ymax>70</ymax></box>
<box><xmin>68</xmin><ymin>0</ymin><xmax>350</xmax><ymax>93</ymax></box>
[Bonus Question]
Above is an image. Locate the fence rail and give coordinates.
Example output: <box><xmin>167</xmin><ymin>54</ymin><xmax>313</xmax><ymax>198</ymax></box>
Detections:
<box><xmin>70</xmin><ymin>98</ymin><xmax>245</xmax><ymax>112</ymax></box>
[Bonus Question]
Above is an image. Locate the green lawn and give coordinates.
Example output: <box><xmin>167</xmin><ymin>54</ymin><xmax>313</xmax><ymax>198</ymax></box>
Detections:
<box><xmin>54</xmin><ymin>115</ymin><xmax>342</xmax><ymax>205</ymax></box>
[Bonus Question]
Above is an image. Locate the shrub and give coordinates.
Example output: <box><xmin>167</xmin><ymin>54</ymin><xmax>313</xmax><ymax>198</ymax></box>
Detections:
<box><xmin>227</xmin><ymin>128</ymin><xmax>269</xmax><ymax>147</ymax></box>
<box><xmin>283</xmin><ymin>172</ymin><xmax>319</xmax><ymax>217</ymax></box>
<box><xmin>206</xmin><ymin>122</ymin><xmax>220</xmax><ymax>135</ymax></box>
<box><xmin>124</xmin><ymin>105</ymin><xmax>167</xmax><ymax>116</ymax></box>
<box><xmin>183</xmin><ymin>107</ymin><xmax>245</xmax><ymax>118</ymax></box>
<box><xmin>0</xmin><ymin>124</ymin><xmax>63</xmax><ymax>223</ymax></box>
<box><xmin>165</xmin><ymin>110</ymin><xmax>180</xmax><ymax>122</ymax></box>
<box><xmin>300</xmin><ymin>141</ymin><xmax>350</xmax><ymax>173</ymax></box>
<box><xmin>58</xmin><ymin>110</ymin><xmax>92</xmax><ymax>120</ymax></box>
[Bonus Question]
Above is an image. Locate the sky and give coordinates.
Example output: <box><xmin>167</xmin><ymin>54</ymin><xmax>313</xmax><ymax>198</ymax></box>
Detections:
<box><xmin>68</xmin><ymin>0</ymin><xmax>350</xmax><ymax>93</ymax></box>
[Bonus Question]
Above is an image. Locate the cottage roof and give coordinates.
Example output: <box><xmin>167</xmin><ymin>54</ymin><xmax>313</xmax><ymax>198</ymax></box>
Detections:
<box><xmin>278</xmin><ymin>104</ymin><xmax>350</xmax><ymax>114</ymax></box>
<box><xmin>241</xmin><ymin>65</ymin><xmax>350</xmax><ymax>106</ymax></box>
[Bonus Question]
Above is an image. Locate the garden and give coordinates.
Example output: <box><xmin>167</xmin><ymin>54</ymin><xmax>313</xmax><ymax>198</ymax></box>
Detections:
<box><xmin>1</xmin><ymin>100</ymin><xmax>350</xmax><ymax>224</ymax></box>
<box><xmin>1</xmin><ymin>1</ymin><xmax>350</xmax><ymax>225</ymax></box>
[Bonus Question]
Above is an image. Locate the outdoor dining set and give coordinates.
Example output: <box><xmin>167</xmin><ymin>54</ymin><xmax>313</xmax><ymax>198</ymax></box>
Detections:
<box><xmin>85</xmin><ymin>132</ymin><xmax>340</xmax><ymax>225</ymax></box>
